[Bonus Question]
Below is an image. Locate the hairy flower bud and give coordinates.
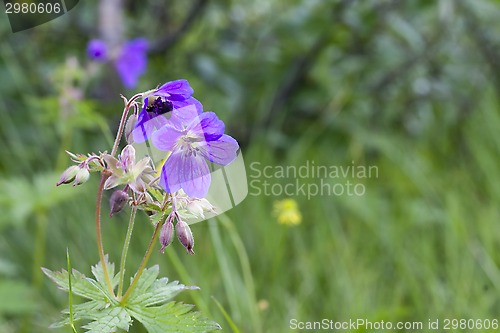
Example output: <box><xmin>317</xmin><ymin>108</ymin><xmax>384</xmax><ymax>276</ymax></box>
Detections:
<box><xmin>176</xmin><ymin>220</ymin><xmax>194</xmax><ymax>255</ymax></box>
<box><xmin>125</xmin><ymin>114</ymin><xmax>138</xmax><ymax>144</ymax></box>
<box><xmin>73</xmin><ymin>167</ymin><xmax>90</xmax><ymax>186</ymax></box>
<box><xmin>109</xmin><ymin>190</ymin><xmax>130</xmax><ymax>217</ymax></box>
<box><xmin>160</xmin><ymin>220</ymin><xmax>174</xmax><ymax>253</ymax></box>
<box><xmin>56</xmin><ymin>165</ymin><xmax>79</xmax><ymax>186</ymax></box>
<box><xmin>119</xmin><ymin>145</ymin><xmax>135</xmax><ymax>171</ymax></box>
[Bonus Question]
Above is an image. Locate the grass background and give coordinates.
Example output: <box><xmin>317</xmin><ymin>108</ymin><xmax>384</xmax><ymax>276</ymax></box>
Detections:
<box><xmin>2</xmin><ymin>0</ymin><xmax>500</xmax><ymax>332</ymax></box>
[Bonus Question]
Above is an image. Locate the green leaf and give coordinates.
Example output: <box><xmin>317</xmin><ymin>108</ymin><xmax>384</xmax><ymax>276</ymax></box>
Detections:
<box><xmin>127</xmin><ymin>265</ymin><xmax>198</xmax><ymax>307</ymax></box>
<box><xmin>126</xmin><ymin>265</ymin><xmax>220</xmax><ymax>332</ymax></box>
<box><xmin>42</xmin><ymin>267</ymin><xmax>104</xmax><ymax>301</ymax></box>
<box><xmin>148</xmin><ymin>187</ymin><xmax>166</xmax><ymax>203</ymax></box>
<box><xmin>50</xmin><ymin>300</ymin><xmax>133</xmax><ymax>333</ymax></box>
<box><xmin>81</xmin><ymin>306</ymin><xmax>132</xmax><ymax>333</ymax></box>
<box><xmin>45</xmin><ymin>260</ymin><xmax>220</xmax><ymax>333</ymax></box>
<box><xmin>44</xmin><ymin>258</ymin><xmax>129</xmax><ymax>333</ymax></box>
<box><xmin>143</xmin><ymin>203</ymin><xmax>163</xmax><ymax>213</ymax></box>
<box><xmin>148</xmin><ymin>212</ymin><xmax>165</xmax><ymax>226</ymax></box>
<box><xmin>91</xmin><ymin>255</ymin><xmax>120</xmax><ymax>293</ymax></box>
<box><xmin>127</xmin><ymin>302</ymin><xmax>221</xmax><ymax>333</ymax></box>
<box><xmin>42</xmin><ymin>255</ymin><xmax>118</xmax><ymax>302</ymax></box>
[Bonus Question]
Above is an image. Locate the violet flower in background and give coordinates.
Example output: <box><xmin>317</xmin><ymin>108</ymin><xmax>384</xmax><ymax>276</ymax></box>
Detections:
<box><xmin>86</xmin><ymin>38</ymin><xmax>149</xmax><ymax>89</ymax></box>
<box><xmin>132</xmin><ymin>79</ymin><xmax>203</xmax><ymax>143</ymax></box>
<box><xmin>87</xmin><ymin>39</ymin><xmax>107</xmax><ymax>62</ymax></box>
<box><xmin>115</xmin><ymin>38</ymin><xmax>148</xmax><ymax>89</ymax></box>
<box><xmin>152</xmin><ymin>105</ymin><xmax>239</xmax><ymax>198</ymax></box>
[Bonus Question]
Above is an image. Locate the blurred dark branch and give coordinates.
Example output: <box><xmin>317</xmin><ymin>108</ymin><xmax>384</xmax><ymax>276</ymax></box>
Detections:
<box><xmin>371</xmin><ymin>31</ymin><xmax>442</xmax><ymax>94</ymax></box>
<box><xmin>262</xmin><ymin>33</ymin><xmax>330</xmax><ymax>129</ymax></box>
<box><xmin>261</xmin><ymin>0</ymin><xmax>352</xmax><ymax>129</ymax></box>
<box><xmin>457</xmin><ymin>1</ymin><xmax>500</xmax><ymax>96</ymax></box>
<box><xmin>149</xmin><ymin>0</ymin><xmax>209</xmax><ymax>54</ymax></box>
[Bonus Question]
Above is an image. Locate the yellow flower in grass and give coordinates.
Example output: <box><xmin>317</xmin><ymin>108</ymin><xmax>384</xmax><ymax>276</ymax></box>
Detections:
<box><xmin>273</xmin><ymin>198</ymin><xmax>302</xmax><ymax>226</ymax></box>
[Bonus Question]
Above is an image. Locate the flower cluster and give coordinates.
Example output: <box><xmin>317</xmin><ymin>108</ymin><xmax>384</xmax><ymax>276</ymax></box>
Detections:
<box><xmin>133</xmin><ymin>79</ymin><xmax>239</xmax><ymax>198</ymax></box>
<box><xmin>57</xmin><ymin>79</ymin><xmax>239</xmax><ymax>255</ymax></box>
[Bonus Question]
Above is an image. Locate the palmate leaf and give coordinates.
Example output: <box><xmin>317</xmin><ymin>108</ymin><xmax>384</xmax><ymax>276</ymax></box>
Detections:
<box><xmin>125</xmin><ymin>266</ymin><xmax>221</xmax><ymax>332</ymax></box>
<box><xmin>127</xmin><ymin>302</ymin><xmax>221</xmax><ymax>333</ymax></box>
<box><xmin>42</xmin><ymin>255</ymin><xmax>118</xmax><ymax>302</ymax></box>
<box><xmin>49</xmin><ymin>300</ymin><xmax>131</xmax><ymax>332</ymax></box>
<box><xmin>43</xmin><ymin>259</ymin><xmax>221</xmax><ymax>333</ymax></box>
<box><xmin>127</xmin><ymin>265</ymin><xmax>198</xmax><ymax>307</ymax></box>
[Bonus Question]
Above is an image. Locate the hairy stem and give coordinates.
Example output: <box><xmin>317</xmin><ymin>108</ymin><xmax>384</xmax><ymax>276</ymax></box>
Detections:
<box><xmin>117</xmin><ymin>206</ymin><xmax>137</xmax><ymax>298</ymax></box>
<box><xmin>96</xmin><ymin>172</ymin><xmax>115</xmax><ymax>297</ymax></box>
<box><xmin>120</xmin><ymin>221</ymin><xmax>162</xmax><ymax>304</ymax></box>
<box><xmin>111</xmin><ymin>93</ymin><xmax>142</xmax><ymax>157</ymax></box>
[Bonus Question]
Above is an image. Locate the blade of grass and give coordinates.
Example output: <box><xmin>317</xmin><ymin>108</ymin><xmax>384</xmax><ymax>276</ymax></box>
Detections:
<box><xmin>217</xmin><ymin>214</ymin><xmax>261</xmax><ymax>333</ymax></box>
<box><xmin>211</xmin><ymin>296</ymin><xmax>241</xmax><ymax>333</ymax></box>
<box><xmin>66</xmin><ymin>248</ymin><xmax>78</xmax><ymax>333</ymax></box>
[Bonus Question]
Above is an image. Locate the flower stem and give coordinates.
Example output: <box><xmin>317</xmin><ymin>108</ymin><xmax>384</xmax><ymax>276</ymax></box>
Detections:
<box><xmin>117</xmin><ymin>206</ymin><xmax>137</xmax><ymax>298</ymax></box>
<box><xmin>120</xmin><ymin>221</ymin><xmax>162</xmax><ymax>304</ymax></box>
<box><xmin>111</xmin><ymin>93</ymin><xmax>142</xmax><ymax>157</ymax></box>
<box><xmin>96</xmin><ymin>172</ymin><xmax>115</xmax><ymax>297</ymax></box>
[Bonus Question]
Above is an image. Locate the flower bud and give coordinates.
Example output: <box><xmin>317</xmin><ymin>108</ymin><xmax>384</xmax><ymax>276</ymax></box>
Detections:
<box><xmin>109</xmin><ymin>190</ymin><xmax>129</xmax><ymax>217</ymax></box>
<box><xmin>160</xmin><ymin>220</ymin><xmax>174</xmax><ymax>253</ymax></box>
<box><xmin>119</xmin><ymin>145</ymin><xmax>135</xmax><ymax>171</ymax></box>
<box><xmin>176</xmin><ymin>220</ymin><xmax>194</xmax><ymax>255</ymax></box>
<box><xmin>125</xmin><ymin>114</ymin><xmax>138</xmax><ymax>144</ymax></box>
<box><xmin>73</xmin><ymin>167</ymin><xmax>90</xmax><ymax>186</ymax></box>
<box><xmin>56</xmin><ymin>165</ymin><xmax>79</xmax><ymax>186</ymax></box>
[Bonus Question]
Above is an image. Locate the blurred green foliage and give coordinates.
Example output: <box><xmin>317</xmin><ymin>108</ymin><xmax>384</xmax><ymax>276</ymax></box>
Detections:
<box><xmin>2</xmin><ymin>0</ymin><xmax>500</xmax><ymax>332</ymax></box>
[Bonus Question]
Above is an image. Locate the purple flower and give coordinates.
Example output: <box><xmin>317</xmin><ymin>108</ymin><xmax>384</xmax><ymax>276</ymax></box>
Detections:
<box><xmin>132</xmin><ymin>79</ymin><xmax>203</xmax><ymax>143</ymax></box>
<box><xmin>87</xmin><ymin>39</ymin><xmax>107</xmax><ymax>62</ymax></box>
<box><xmin>152</xmin><ymin>105</ymin><xmax>239</xmax><ymax>198</ymax></box>
<box><xmin>86</xmin><ymin>38</ymin><xmax>149</xmax><ymax>89</ymax></box>
<box><xmin>115</xmin><ymin>38</ymin><xmax>149</xmax><ymax>89</ymax></box>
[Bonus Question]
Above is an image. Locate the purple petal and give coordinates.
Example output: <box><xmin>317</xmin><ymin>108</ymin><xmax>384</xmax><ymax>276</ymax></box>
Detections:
<box><xmin>151</xmin><ymin>123</ymin><xmax>184</xmax><ymax>151</ymax></box>
<box><xmin>132</xmin><ymin>106</ymin><xmax>153</xmax><ymax>143</ymax></box>
<box><xmin>115</xmin><ymin>38</ymin><xmax>149</xmax><ymax>89</ymax></box>
<box><xmin>194</xmin><ymin>112</ymin><xmax>225</xmax><ymax>142</ymax></box>
<box><xmin>179</xmin><ymin>153</ymin><xmax>211</xmax><ymax>198</ymax></box>
<box><xmin>119</xmin><ymin>145</ymin><xmax>136</xmax><ymax>171</ymax></box>
<box><xmin>159</xmin><ymin>160</ymin><xmax>180</xmax><ymax>194</ymax></box>
<box><xmin>160</xmin><ymin>150</ymin><xmax>211</xmax><ymax>198</ymax></box>
<box><xmin>155</xmin><ymin>80</ymin><xmax>194</xmax><ymax>99</ymax></box>
<box><xmin>169</xmin><ymin>104</ymin><xmax>201</xmax><ymax>128</ymax></box>
<box><xmin>136</xmin><ymin>101</ymin><xmax>150</xmax><ymax>125</ymax></box>
<box><xmin>87</xmin><ymin>39</ymin><xmax>107</xmax><ymax>61</ymax></box>
<box><xmin>171</xmin><ymin>97</ymin><xmax>203</xmax><ymax>114</ymax></box>
<box><xmin>199</xmin><ymin>134</ymin><xmax>239</xmax><ymax>165</ymax></box>
<box><xmin>132</xmin><ymin>111</ymin><xmax>169</xmax><ymax>143</ymax></box>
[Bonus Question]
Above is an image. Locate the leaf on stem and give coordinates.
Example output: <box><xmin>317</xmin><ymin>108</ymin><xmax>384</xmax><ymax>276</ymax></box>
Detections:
<box><xmin>43</xmin><ymin>260</ymin><xmax>220</xmax><ymax>333</ymax></box>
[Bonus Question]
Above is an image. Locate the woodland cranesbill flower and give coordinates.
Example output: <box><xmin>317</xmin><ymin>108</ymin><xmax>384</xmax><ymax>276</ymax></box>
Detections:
<box><xmin>132</xmin><ymin>79</ymin><xmax>202</xmax><ymax>143</ymax></box>
<box><xmin>152</xmin><ymin>104</ymin><xmax>239</xmax><ymax>198</ymax></box>
<box><xmin>86</xmin><ymin>38</ymin><xmax>148</xmax><ymax>89</ymax></box>
<box><xmin>115</xmin><ymin>38</ymin><xmax>149</xmax><ymax>89</ymax></box>
<box><xmin>102</xmin><ymin>145</ymin><xmax>155</xmax><ymax>193</ymax></box>
<box><xmin>87</xmin><ymin>39</ymin><xmax>107</xmax><ymax>62</ymax></box>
